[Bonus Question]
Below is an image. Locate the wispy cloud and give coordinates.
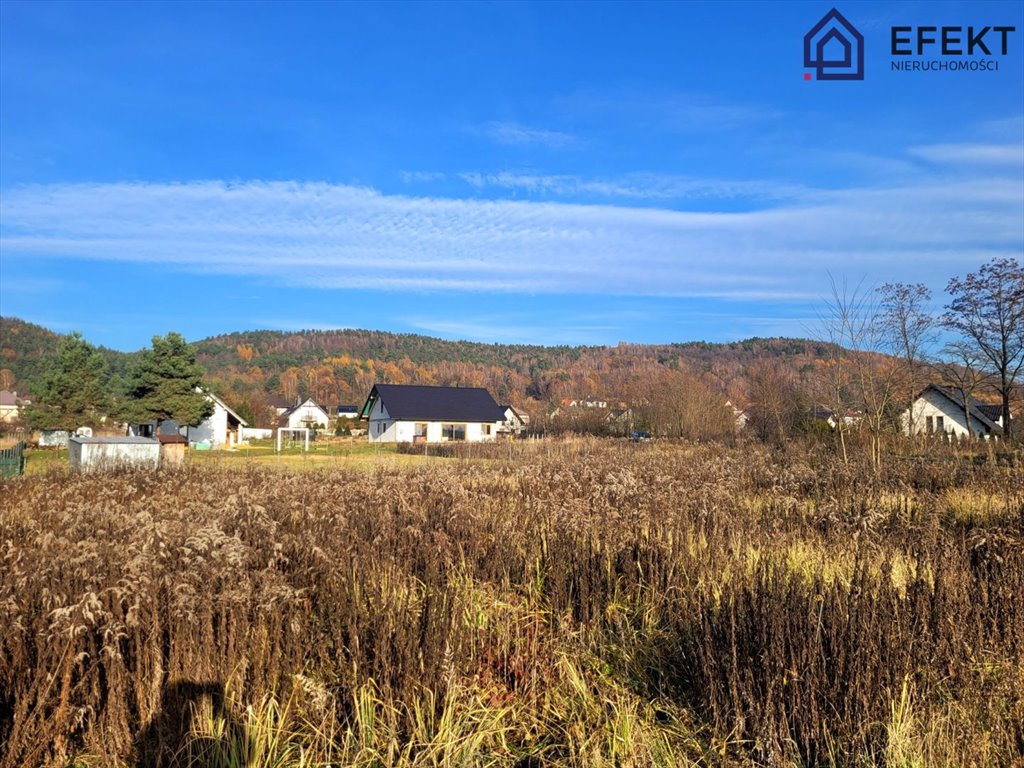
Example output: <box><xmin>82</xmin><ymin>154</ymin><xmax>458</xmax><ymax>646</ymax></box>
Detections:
<box><xmin>398</xmin><ymin>171</ymin><xmax>447</xmax><ymax>184</ymax></box>
<box><xmin>476</xmin><ymin>121</ymin><xmax>577</xmax><ymax>148</ymax></box>
<box><xmin>1</xmin><ymin>150</ymin><xmax>1020</xmax><ymax>303</ymax></box>
<box><xmin>457</xmin><ymin>171</ymin><xmax>809</xmax><ymax>201</ymax></box>
<box><xmin>908</xmin><ymin>142</ymin><xmax>1024</xmax><ymax>166</ymax></box>
<box><xmin>403</xmin><ymin>317</ymin><xmax>617</xmax><ymax>345</ymax></box>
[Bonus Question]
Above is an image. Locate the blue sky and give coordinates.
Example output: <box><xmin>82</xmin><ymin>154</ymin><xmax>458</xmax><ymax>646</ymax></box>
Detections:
<box><xmin>1</xmin><ymin>1</ymin><xmax>1021</xmax><ymax>351</ymax></box>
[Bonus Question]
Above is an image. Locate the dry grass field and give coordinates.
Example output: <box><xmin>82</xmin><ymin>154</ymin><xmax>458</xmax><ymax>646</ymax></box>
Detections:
<box><xmin>1</xmin><ymin>439</ymin><xmax>1022</xmax><ymax>767</ymax></box>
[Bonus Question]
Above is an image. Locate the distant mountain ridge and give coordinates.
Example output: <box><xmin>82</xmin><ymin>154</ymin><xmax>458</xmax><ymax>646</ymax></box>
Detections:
<box><xmin>0</xmin><ymin>316</ymin><xmax>839</xmax><ymax>425</ymax></box>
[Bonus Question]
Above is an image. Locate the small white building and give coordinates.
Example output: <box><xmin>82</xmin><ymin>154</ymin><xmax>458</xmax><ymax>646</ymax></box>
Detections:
<box><xmin>361</xmin><ymin>384</ymin><xmax>505</xmax><ymax>443</ymax></box>
<box><xmin>901</xmin><ymin>384</ymin><xmax>1004</xmax><ymax>439</ymax></box>
<box><xmin>131</xmin><ymin>391</ymin><xmax>248</xmax><ymax>448</ymax></box>
<box><xmin>70</xmin><ymin>436</ymin><xmax>160</xmax><ymax>472</ymax></box>
<box><xmin>278</xmin><ymin>398</ymin><xmax>331</xmax><ymax>430</ymax></box>
<box><xmin>500</xmin><ymin>404</ymin><xmax>530</xmax><ymax>436</ymax></box>
<box><xmin>0</xmin><ymin>390</ymin><xmax>29</xmax><ymax>423</ymax></box>
<box><xmin>726</xmin><ymin>401</ymin><xmax>749</xmax><ymax>431</ymax></box>
<box><xmin>182</xmin><ymin>392</ymin><xmax>249</xmax><ymax>447</ymax></box>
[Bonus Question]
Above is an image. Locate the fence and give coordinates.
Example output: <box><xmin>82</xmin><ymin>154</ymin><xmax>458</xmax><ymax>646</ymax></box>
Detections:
<box><xmin>0</xmin><ymin>441</ymin><xmax>26</xmax><ymax>478</ymax></box>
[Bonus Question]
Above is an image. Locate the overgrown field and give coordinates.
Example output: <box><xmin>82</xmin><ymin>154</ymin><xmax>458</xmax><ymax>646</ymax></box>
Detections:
<box><xmin>1</xmin><ymin>441</ymin><xmax>1022</xmax><ymax>767</ymax></box>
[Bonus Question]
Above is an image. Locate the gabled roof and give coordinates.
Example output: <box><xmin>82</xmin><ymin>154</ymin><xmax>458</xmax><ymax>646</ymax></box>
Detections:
<box><xmin>205</xmin><ymin>390</ymin><xmax>248</xmax><ymax>426</ymax></box>
<box><xmin>916</xmin><ymin>384</ymin><xmax>1003</xmax><ymax>435</ymax></box>
<box><xmin>501</xmin><ymin>404</ymin><xmax>530</xmax><ymax>422</ymax></box>
<box><xmin>267</xmin><ymin>395</ymin><xmax>294</xmax><ymax>409</ymax></box>
<box><xmin>279</xmin><ymin>398</ymin><xmax>329</xmax><ymax>421</ymax></box>
<box><xmin>361</xmin><ymin>384</ymin><xmax>506</xmax><ymax>423</ymax></box>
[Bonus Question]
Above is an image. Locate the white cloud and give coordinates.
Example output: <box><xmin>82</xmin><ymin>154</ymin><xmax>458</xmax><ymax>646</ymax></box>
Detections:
<box><xmin>456</xmin><ymin>171</ymin><xmax>809</xmax><ymax>201</ymax></box>
<box><xmin>0</xmin><ymin>165</ymin><xmax>1020</xmax><ymax>303</ymax></box>
<box><xmin>908</xmin><ymin>142</ymin><xmax>1024</xmax><ymax>166</ymax></box>
<box><xmin>399</xmin><ymin>171</ymin><xmax>447</xmax><ymax>183</ymax></box>
<box><xmin>477</xmin><ymin>121</ymin><xmax>577</xmax><ymax>148</ymax></box>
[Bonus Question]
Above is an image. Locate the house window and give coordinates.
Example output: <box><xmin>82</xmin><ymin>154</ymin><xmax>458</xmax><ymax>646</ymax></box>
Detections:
<box><xmin>925</xmin><ymin>416</ymin><xmax>934</xmax><ymax>434</ymax></box>
<box><xmin>935</xmin><ymin>415</ymin><xmax>944</xmax><ymax>433</ymax></box>
<box><xmin>414</xmin><ymin>423</ymin><xmax>428</xmax><ymax>440</ymax></box>
<box><xmin>441</xmin><ymin>424</ymin><xmax>465</xmax><ymax>441</ymax></box>
<box><xmin>482</xmin><ymin>424</ymin><xmax>491</xmax><ymax>436</ymax></box>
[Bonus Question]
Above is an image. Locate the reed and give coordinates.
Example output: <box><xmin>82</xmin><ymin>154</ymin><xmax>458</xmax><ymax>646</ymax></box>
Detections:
<box><xmin>1</xmin><ymin>441</ymin><xmax>1021</xmax><ymax>766</ymax></box>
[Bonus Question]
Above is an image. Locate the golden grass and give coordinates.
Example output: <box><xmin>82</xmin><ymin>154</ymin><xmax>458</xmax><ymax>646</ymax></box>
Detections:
<box><xmin>1</xmin><ymin>440</ymin><xmax>1021</xmax><ymax>767</ymax></box>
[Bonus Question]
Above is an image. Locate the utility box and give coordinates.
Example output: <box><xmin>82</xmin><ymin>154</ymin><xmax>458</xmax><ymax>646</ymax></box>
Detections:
<box><xmin>69</xmin><ymin>436</ymin><xmax>160</xmax><ymax>473</ymax></box>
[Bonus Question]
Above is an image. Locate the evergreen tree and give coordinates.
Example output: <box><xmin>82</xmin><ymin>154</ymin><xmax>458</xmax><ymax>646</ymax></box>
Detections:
<box><xmin>122</xmin><ymin>333</ymin><xmax>214</xmax><ymax>429</ymax></box>
<box><xmin>24</xmin><ymin>332</ymin><xmax>109</xmax><ymax>431</ymax></box>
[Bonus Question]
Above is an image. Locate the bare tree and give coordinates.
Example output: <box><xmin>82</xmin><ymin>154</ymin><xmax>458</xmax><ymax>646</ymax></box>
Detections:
<box><xmin>943</xmin><ymin>258</ymin><xmax>1024</xmax><ymax>439</ymax></box>
<box><xmin>816</xmin><ymin>275</ymin><xmax>903</xmax><ymax>469</ymax></box>
<box><xmin>746</xmin><ymin>360</ymin><xmax>808</xmax><ymax>445</ymax></box>
<box><xmin>876</xmin><ymin>282</ymin><xmax>936</xmax><ymax>406</ymax></box>
<box><xmin>933</xmin><ymin>341</ymin><xmax>994</xmax><ymax>439</ymax></box>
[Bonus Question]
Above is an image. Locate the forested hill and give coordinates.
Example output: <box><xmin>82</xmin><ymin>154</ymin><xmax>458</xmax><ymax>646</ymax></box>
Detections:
<box><xmin>0</xmin><ymin>317</ymin><xmax>136</xmax><ymax>390</ymax></box>
<box><xmin>1</xmin><ymin>316</ymin><xmax>839</xmax><ymax>426</ymax></box>
<box><xmin>188</xmin><ymin>328</ymin><xmax>836</xmax><ymax>418</ymax></box>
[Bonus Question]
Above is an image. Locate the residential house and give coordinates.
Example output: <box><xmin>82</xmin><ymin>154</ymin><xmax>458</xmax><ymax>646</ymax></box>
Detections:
<box><xmin>499</xmin><ymin>404</ymin><xmax>530</xmax><ymax>436</ymax></box>
<box><xmin>278</xmin><ymin>398</ymin><xmax>331</xmax><ymax>431</ymax></box>
<box><xmin>361</xmin><ymin>384</ymin><xmax>505</xmax><ymax>443</ymax></box>
<box><xmin>902</xmin><ymin>384</ymin><xmax>1005</xmax><ymax>439</ymax></box>
<box><xmin>606</xmin><ymin>407</ymin><xmax>634</xmax><ymax>434</ymax></box>
<box><xmin>725</xmin><ymin>400</ymin><xmax>749</xmax><ymax>431</ymax></box>
<box><xmin>0</xmin><ymin>390</ymin><xmax>30</xmax><ymax>423</ymax></box>
<box><xmin>131</xmin><ymin>390</ymin><xmax>248</xmax><ymax>448</ymax></box>
<box><xmin>334</xmin><ymin>404</ymin><xmax>360</xmax><ymax>420</ymax></box>
<box><xmin>267</xmin><ymin>395</ymin><xmax>294</xmax><ymax>416</ymax></box>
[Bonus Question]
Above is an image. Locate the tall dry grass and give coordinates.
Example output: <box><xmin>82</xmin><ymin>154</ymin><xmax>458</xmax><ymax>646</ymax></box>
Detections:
<box><xmin>1</xmin><ymin>440</ymin><xmax>1021</xmax><ymax>766</ymax></box>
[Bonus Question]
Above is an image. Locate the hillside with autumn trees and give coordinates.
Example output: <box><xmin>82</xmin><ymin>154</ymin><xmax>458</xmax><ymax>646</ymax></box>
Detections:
<box><xmin>2</xmin><ymin>316</ymin><xmax>840</xmax><ymax>430</ymax></box>
<box><xmin>203</xmin><ymin>328</ymin><xmax>846</xmax><ymax>431</ymax></box>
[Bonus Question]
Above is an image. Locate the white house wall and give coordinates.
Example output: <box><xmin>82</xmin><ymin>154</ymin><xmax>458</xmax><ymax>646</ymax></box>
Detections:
<box><xmin>284</xmin><ymin>403</ymin><xmax>331</xmax><ymax>429</ymax></box>
<box><xmin>183</xmin><ymin>404</ymin><xmax>229</xmax><ymax>446</ymax></box>
<box><xmin>368</xmin><ymin>417</ymin><xmax>502</xmax><ymax>443</ymax></box>
<box><xmin>903</xmin><ymin>390</ymin><xmax>988</xmax><ymax>437</ymax></box>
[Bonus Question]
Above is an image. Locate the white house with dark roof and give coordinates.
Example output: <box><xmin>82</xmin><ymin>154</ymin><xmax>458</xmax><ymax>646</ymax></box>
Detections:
<box><xmin>901</xmin><ymin>384</ymin><xmax>1005</xmax><ymax>439</ymax></box>
<box><xmin>499</xmin><ymin>404</ymin><xmax>530</xmax><ymax>436</ymax></box>
<box><xmin>360</xmin><ymin>384</ymin><xmax>506</xmax><ymax>443</ymax></box>
<box><xmin>278</xmin><ymin>398</ymin><xmax>331</xmax><ymax>430</ymax></box>
<box><xmin>334</xmin><ymin>404</ymin><xmax>360</xmax><ymax>420</ymax></box>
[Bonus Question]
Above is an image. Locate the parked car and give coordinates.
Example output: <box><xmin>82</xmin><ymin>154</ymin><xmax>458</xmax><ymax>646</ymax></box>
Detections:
<box><xmin>631</xmin><ymin>431</ymin><xmax>652</xmax><ymax>442</ymax></box>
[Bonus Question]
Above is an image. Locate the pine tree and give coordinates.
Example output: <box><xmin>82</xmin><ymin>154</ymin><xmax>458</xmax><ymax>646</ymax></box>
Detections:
<box><xmin>122</xmin><ymin>333</ymin><xmax>214</xmax><ymax>430</ymax></box>
<box><xmin>24</xmin><ymin>332</ymin><xmax>109</xmax><ymax>432</ymax></box>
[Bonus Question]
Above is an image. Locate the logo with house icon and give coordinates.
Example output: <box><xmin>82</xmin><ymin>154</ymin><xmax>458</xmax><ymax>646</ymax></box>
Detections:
<box><xmin>804</xmin><ymin>7</ymin><xmax>864</xmax><ymax>80</ymax></box>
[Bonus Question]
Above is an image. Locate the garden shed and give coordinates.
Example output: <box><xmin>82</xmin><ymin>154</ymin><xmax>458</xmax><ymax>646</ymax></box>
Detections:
<box><xmin>69</xmin><ymin>436</ymin><xmax>160</xmax><ymax>472</ymax></box>
<box><xmin>157</xmin><ymin>433</ymin><xmax>187</xmax><ymax>469</ymax></box>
